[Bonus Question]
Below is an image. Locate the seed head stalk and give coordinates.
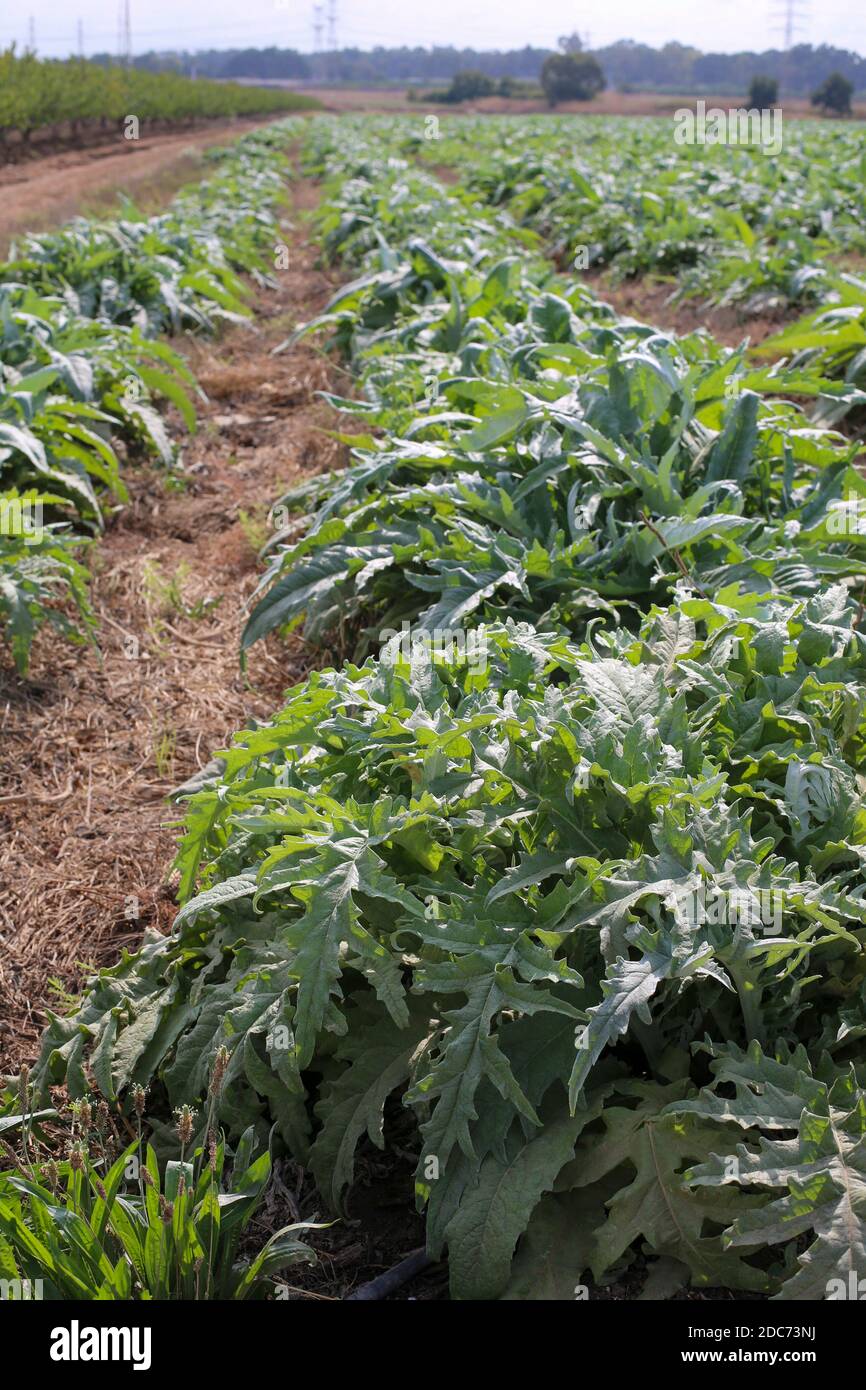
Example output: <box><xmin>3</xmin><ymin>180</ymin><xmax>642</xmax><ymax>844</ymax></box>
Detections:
<box><xmin>202</xmin><ymin>1045</ymin><xmax>229</xmax><ymax>1298</ymax></box>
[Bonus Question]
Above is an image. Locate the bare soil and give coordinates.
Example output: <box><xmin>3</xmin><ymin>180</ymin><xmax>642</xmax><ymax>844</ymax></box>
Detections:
<box><xmin>0</xmin><ymin>117</ymin><xmax>292</xmax><ymax>255</ymax></box>
<box><xmin>280</xmin><ymin>86</ymin><xmax>866</xmax><ymax>121</ymax></box>
<box><xmin>581</xmin><ymin>270</ymin><xmax>795</xmax><ymax>349</ymax></box>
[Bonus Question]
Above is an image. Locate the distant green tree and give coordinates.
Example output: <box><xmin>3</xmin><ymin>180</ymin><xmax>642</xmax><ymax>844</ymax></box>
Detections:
<box><xmin>748</xmin><ymin>74</ymin><xmax>778</xmax><ymax>107</ymax></box>
<box><xmin>541</xmin><ymin>52</ymin><xmax>605</xmax><ymax>106</ymax></box>
<box><xmin>443</xmin><ymin>69</ymin><xmax>495</xmax><ymax>103</ymax></box>
<box><xmin>811</xmin><ymin>71</ymin><xmax>854</xmax><ymax>114</ymax></box>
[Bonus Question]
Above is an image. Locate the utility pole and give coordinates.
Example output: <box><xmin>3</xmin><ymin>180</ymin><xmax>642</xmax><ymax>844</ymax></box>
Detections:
<box><xmin>117</xmin><ymin>0</ymin><xmax>131</xmax><ymax>68</ymax></box>
<box><xmin>770</xmin><ymin>0</ymin><xmax>809</xmax><ymax>95</ymax></box>
<box><xmin>77</xmin><ymin>19</ymin><xmax>84</xmax><ymax>57</ymax></box>
<box><xmin>313</xmin><ymin>3</ymin><xmax>324</xmax><ymax>52</ymax></box>
<box><xmin>27</xmin><ymin>15</ymin><xmax>35</xmax><ymax>51</ymax></box>
<box><xmin>772</xmin><ymin>0</ymin><xmax>808</xmax><ymax>51</ymax></box>
<box><xmin>323</xmin><ymin>0</ymin><xmax>337</xmax><ymax>83</ymax></box>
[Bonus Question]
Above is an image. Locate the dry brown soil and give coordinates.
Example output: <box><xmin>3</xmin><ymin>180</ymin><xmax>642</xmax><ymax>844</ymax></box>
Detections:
<box><xmin>0</xmin><ymin>117</ymin><xmax>293</xmax><ymax>255</ymax></box>
<box><xmin>583</xmin><ymin>270</ymin><xmax>794</xmax><ymax>349</ymax></box>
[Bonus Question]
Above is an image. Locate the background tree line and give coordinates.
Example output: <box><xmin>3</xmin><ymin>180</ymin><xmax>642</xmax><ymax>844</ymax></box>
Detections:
<box><xmin>90</xmin><ymin>39</ymin><xmax>866</xmax><ymax>98</ymax></box>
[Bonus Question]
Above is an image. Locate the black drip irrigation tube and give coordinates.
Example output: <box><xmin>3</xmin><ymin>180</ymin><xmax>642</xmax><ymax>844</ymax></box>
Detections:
<box><xmin>344</xmin><ymin>1248</ymin><xmax>434</xmax><ymax>1301</ymax></box>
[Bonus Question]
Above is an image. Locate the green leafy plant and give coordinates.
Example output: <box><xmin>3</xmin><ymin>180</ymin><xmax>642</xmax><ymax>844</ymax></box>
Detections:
<box><xmin>243</xmin><ymin>132</ymin><xmax>865</xmax><ymax>656</ymax></box>
<box><xmin>423</xmin><ymin>112</ymin><xmax>866</xmax><ymax>313</ymax></box>
<box><xmin>757</xmin><ymin>271</ymin><xmax>866</xmax><ymax>426</ymax></box>
<box><xmin>0</xmin><ymin>489</ymin><xmax>93</xmax><ymax>673</ymax></box>
<box><xmin>32</xmin><ymin>587</ymin><xmax>866</xmax><ymax>1298</ymax></box>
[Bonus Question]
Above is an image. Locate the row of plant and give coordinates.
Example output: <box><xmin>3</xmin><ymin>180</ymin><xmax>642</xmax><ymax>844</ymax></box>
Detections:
<box><xmin>23</xmin><ymin>120</ymin><xmax>866</xmax><ymax>1301</ymax></box>
<box><xmin>416</xmin><ymin>115</ymin><xmax>866</xmax><ymax>417</ymax></box>
<box><xmin>412</xmin><ymin>113</ymin><xmax>866</xmax><ymax>320</ymax></box>
<box><xmin>0</xmin><ymin>120</ymin><xmax>302</xmax><ymax>672</ymax></box>
<box><xmin>0</xmin><ymin>121</ymin><xmax>332</xmax><ymax>1300</ymax></box>
<box><xmin>241</xmin><ymin>123</ymin><xmax>865</xmax><ymax>654</ymax></box>
<box><xmin>0</xmin><ymin>48</ymin><xmax>317</xmax><ymax>143</ymax></box>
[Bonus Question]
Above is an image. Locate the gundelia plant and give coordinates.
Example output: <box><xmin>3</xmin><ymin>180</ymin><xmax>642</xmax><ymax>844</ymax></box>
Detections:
<box><xmin>425</xmin><ymin>114</ymin><xmax>866</xmax><ymax>318</ymax></box>
<box><xmin>243</xmin><ymin>131</ymin><xmax>866</xmax><ymax>656</ymax></box>
<box><xmin>16</xmin><ymin>117</ymin><xmax>866</xmax><ymax>1300</ymax></box>
<box><xmin>33</xmin><ymin>593</ymin><xmax>866</xmax><ymax>1299</ymax></box>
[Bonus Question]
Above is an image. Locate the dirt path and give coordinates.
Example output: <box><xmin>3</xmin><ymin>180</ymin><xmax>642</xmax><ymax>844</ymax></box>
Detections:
<box><xmin>0</xmin><ymin>117</ymin><xmax>290</xmax><ymax>254</ymax></box>
<box><xmin>0</xmin><ymin>175</ymin><xmax>359</xmax><ymax>1070</ymax></box>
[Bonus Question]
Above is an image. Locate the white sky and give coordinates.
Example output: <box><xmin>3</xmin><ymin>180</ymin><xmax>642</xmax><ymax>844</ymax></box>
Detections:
<box><xmin>4</xmin><ymin>0</ymin><xmax>865</xmax><ymax>61</ymax></box>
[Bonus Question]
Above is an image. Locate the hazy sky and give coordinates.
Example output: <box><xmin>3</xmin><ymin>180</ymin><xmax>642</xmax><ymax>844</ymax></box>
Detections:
<box><xmin>5</xmin><ymin>0</ymin><xmax>865</xmax><ymax>61</ymax></box>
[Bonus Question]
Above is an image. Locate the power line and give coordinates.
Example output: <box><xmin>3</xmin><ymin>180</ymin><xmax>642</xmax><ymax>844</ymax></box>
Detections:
<box><xmin>0</xmin><ymin>21</ymin><xmax>585</xmax><ymax>52</ymax></box>
<box><xmin>0</xmin><ymin>13</ymin><xmax>625</xmax><ymax>47</ymax></box>
<box><xmin>1</xmin><ymin>18</ymin><xmax>319</xmax><ymax>47</ymax></box>
<box><xmin>769</xmin><ymin>0</ymin><xmax>809</xmax><ymax>96</ymax></box>
<box><xmin>770</xmin><ymin>0</ymin><xmax>809</xmax><ymax>50</ymax></box>
<box><xmin>9</xmin><ymin>11</ymin><xmax>861</xmax><ymax>61</ymax></box>
<box><xmin>117</xmin><ymin>0</ymin><xmax>131</xmax><ymax>66</ymax></box>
